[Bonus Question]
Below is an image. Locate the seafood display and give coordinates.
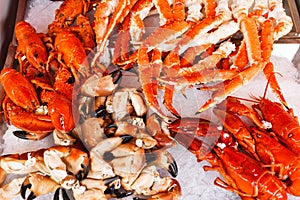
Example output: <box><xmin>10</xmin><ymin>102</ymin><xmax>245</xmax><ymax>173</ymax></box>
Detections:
<box><xmin>0</xmin><ymin>0</ymin><xmax>298</xmax><ymax>199</ymax></box>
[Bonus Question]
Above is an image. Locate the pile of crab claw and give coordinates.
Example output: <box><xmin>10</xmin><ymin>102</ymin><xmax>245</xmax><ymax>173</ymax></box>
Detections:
<box><xmin>0</xmin><ymin>0</ymin><xmax>299</xmax><ymax>199</ymax></box>
<box><xmin>0</xmin><ymin>78</ymin><xmax>181</xmax><ymax>200</ymax></box>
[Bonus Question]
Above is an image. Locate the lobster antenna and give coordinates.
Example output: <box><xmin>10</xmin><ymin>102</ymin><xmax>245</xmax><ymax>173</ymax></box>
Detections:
<box><xmin>262</xmin><ymin>71</ymin><xmax>283</xmax><ymax>99</ymax></box>
<box><xmin>228</xmin><ymin>95</ymin><xmax>259</xmax><ymax>104</ymax></box>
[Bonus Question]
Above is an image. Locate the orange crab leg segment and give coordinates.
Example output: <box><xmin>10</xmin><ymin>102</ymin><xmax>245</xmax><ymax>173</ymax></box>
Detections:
<box><xmin>138</xmin><ymin>47</ymin><xmax>167</xmax><ymax>118</ymax></box>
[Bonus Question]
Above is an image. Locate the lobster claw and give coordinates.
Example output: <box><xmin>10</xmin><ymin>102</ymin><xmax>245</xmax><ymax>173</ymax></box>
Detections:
<box><xmin>0</xmin><ymin>68</ymin><xmax>40</xmax><ymax>111</ymax></box>
<box><xmin>41</xmin><ymin>91</ymin><xmax>79</xmax><ymax>133</ymax></box>
<box><xmin>168</xmin><ymin>118</ymin><xmax>219</xmax><ymax>137</ymax></box>
<box><xmin>13</xmin><ymin>130</ymin><xmax>52</xmax><ymax>140</ymax></box>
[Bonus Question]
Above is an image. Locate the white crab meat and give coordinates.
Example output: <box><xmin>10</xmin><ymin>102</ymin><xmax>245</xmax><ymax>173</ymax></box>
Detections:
<box><xmin>81</xmin><ymin>74</ymin><xmax>117</xmax><ymax>97</ymax></box>
<box><xmin>112</xmin><ymin>88</ymin><xmax>148</xmax><ymax>121</ymax></box>
<box><xmin>80</xmin><ymin>118</ymin><xmax>106</xmax><ymax>150</ymax></box>
<box><xmin>88</xmin><ymin>151</ymin><xmax>115</xmax><ymax>179</ymax></box>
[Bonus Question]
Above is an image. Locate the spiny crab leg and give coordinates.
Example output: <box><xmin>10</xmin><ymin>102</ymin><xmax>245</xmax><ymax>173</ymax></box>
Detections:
<box><xmin>113</xmin><ymin>0</ymin><xmax>201</xmax><ymax>67</ymax></box>
<box><xmin>178</xmin><ymin>41</ymin><xmax>236</xmax><ymax>77</ymax></box>
<box><xmin>269</xmin><ymin>0</ymin><xmax>293</xmax><ymax>40</ymax></box>
<box><xmin>157</xmin><ymin>41</ymin><xmax>235</xmax><ymax>117</ymax></box>
<box><xmin>112</xmin><ymin>0</ymin><xmax>174</xmax><ymax>65</ymax></box>
<box><xmin>261</xmin><ymin>18</ymin><xmax>288</xmax><ymax>108</ymax></box>
<box><xmin>159</xmin><ymin>0</ymin><xmax>235</xmax><ymax>117</ymax></box>
<box><xmin>112</xmin><ymin>0</ymin><xmax>153</xmax><ymax>65</ymax></box>
<box><xmin>138</xmin><ymin>46</ymin><xmax>169</xmax><ymax>119</ymax></box>
<box><xmin>164</xmin><ymin>0</ymin><xmax>232</xmax><ymax>71</ymax></box>
<box><xmin>197</xmin><ymin>0</ymin><xmax>267</xmax><ymax>113</ymax></box>
<box><xmin>159</xmin><ymin>21</ymin><xmax>239</xmax><ymax>117</ymax></box>
<box><xmin>185</xmin><ymin>0</ymin><xmax>204</xmax><ymax>23</ymax></box>
<box><xmin>92</xmin><ymin>0</ymin><xmax>138</xmax><ymax>66</ymax></box>
<box><xmin>262</xmin><ymin>0</ymin><xmax>293</xmax><ymax>108</ymax></box>
<box><xmin>158</xmin><ymin>41</ymin><xmax>237</xmax><ymax>86</ymax></box>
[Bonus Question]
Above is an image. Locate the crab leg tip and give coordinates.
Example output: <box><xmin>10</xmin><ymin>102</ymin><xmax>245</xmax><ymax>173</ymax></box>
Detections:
<box><xmin>120</xmin><ymin>134</ymin><xmax>134</xmax><ymax>143</ymax></box>
<box><xmin>104</xmin><ymin>176</ymin><xmax>119</xmax><ymax>185</ymax></box>
<box><xmin>61</xmin><ymin>188</ymin><xmax>70</xmax><ymax>200</ymax></box>
<box><xmin>54</xmin><ymin>188</ymin><xmax>60</xmax><ymax>200</ymax></box>
<box><xmin>27</xmin><ymin>191</ymin><xmax>36</xmax><ymax>200</ymax></box>
<box><xmin>21</xmin><ymin>183</ymin><xmax>32</xmax><ymax>199</ymax></box>
<box><xmin>169</xmin><ymin>161</ymin><xmax>178</xmax><ymax>177</ymax></box>
<box><xmin>115</xmin><ymin>188</ymin><xmax>134</xmax><ymax>198</ymax></box>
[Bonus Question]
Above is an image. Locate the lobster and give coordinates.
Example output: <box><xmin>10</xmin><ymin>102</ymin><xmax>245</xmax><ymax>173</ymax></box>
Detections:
<box><xmin>1</xmin><ymin>68</ymin><xmax>78</xmax><ymax>139</ymax></box>
<box><xmin>251</xmin><ymin>128</ymin><xmax>300</xmax><ymax>196</ymax></box>
<box><xmin>219</xmin><ymin>93</ymin><xmax>300</xmax><ymax>156</ymax></box>
<box><xmin>3</xmin><ymin>97</ymin><xmax>55</xmax><ymax>140</ymax></box>
<box><xmin>214</xmin><ymin>105</ymin><xmax>300</xmax><ymax>196</ymax></box>
<box><xmin>214</xmin><ymin>97</ymin><xmax>300</xmax><ymax>196</ymax></box>
<box><xmin>253</xmin><ymin>98</ymin><xmax>300</xmax><ymax>155</ymax></box>
<box><xmin>168</xmin><ymin>118</ymin><xmax>288</xmax><ymax>200</ymax></box>
<box><xmin>51</xmin><ymin>30</ymin><xmax>89</xmax><ymax>82</ymax></box>
<box><xmin>0</xmin><ymin>68</ymin><xmax>40</xmax><ymax>112</ymax></box>
<box><xmin>15</xmin><ymin>21</ymin><xmax>48</xmax><ymax>73</ymax></box>
<box><xmin>47</xmin><ymin>0</ymin><xmax>91</xmax><ymax>37</ymax></box>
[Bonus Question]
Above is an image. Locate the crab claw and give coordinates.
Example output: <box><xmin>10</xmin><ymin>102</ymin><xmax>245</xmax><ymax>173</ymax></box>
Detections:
<box><xmin>21</xmin><ymin>173</ymin><xmax>61</xmax><ymax>200</ymax></box>
<box><xmin>146</xmin><ymin>150</ymin><xmax>178</xmax><ymax>178</ymax></box>
<box><xmin>80</xmin><ymin>73</ymin><xmax>118</xmax><ymax>97</ymax></box>
<box><xmin>75</xmin><ymin>163</ymin><xmax>89</xmax><ymax>181</ymax></box>
<box><xmin>157</xmin><ymin>151</ymin><xmax>178</xmax><ymax>178</ymax></box>
<box><xmin>168</xmin><ymin>159</ymin><xmax>178</xmax><ymax>178</ymax></box>
<box><xmin>43</xmin><ymin>146</ymin><xmax>89</xmax><ymax>182</ymax></box>
<box><xmin>104</xmin><ymin>177</ymin><xmax>134</xmax><ymax>199</ymax></box>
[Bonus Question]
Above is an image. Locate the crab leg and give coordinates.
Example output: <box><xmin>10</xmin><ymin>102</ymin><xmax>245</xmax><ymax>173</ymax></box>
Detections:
<box><xmin>260</xmin><ymin>18</ymin><xmax>288</xmax><ymax>108</ymax></box>
<box><xmin>180</xmin><ymin>44</ymin><xmax>213</xmax><ymax>68</ymax></box>
<box><xmin>198</xmin><ymin>6</ymin><xmax>265</xmax><ymax>112</ymax></box>
<box><xmin>138</xmin><ymin>47</ymin><xmax>168</xmax><ymax>118</ymax></box>
<box><xmin>269</xmin><ymin>0</ymin><xmax>293</xmax><ymax>40</ymax></box>
<box><xmin>233</xmin><ymin>40</ymin><xmax>249</xmax><ymax>71</ymax></box>
<box><xmin>159</xmin><ymin>42</ymin><xmax>237</xmax><ymax>85</ymax></box>
<box><xmin>159</xmin><ymin>21</ymin><xmax>238</xmax><ymax>116</ymax></box>
<box><xmin>136</xmin><ymin>20</ymin><xmax>190</xmax><ymax>118</ymax></box>
<box><xmin>113</xmin><ymin>0</ymin><xmax>174</xmax><ymax>66</ymax></box>
<box><xmin>92</xmin><ymin>0</ymin><xmax>138</xmax><ymax>65</ymax></box>
<box><xmin>185</xmin><ymin>0</ymin><xmax>204</xmax><ymax>23</ymax></box>
<box><xmin>172</xmin><ymin>0</ymin><xmax>186</xmax><ymax>22</ymax></box>
<box><xmin>179</xmin><ymin>41</ymin><xmax>236</xmax><ymax>75</ymax></box>
<box><xmin>198</xmin><ymin>61</ymin><xmax>266</xmax><ymax>113</ymax></box>
<box><xmin>164</xmin><ymin>0</ymin><xmax>232</xmax><ymax>70</ymax></box>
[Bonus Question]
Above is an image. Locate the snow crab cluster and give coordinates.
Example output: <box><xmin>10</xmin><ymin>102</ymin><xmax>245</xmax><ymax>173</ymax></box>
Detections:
<box><xmin>0</xmin><ymin>0</ymin><xmax>296</xmax><ymax>199</ymax></box>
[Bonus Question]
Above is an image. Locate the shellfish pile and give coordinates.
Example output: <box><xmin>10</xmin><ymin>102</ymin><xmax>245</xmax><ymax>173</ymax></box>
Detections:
<box><xmin>0</xmin><ymin>0</ymin><xmax>298</xmax><ymax>199</ymax></box>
